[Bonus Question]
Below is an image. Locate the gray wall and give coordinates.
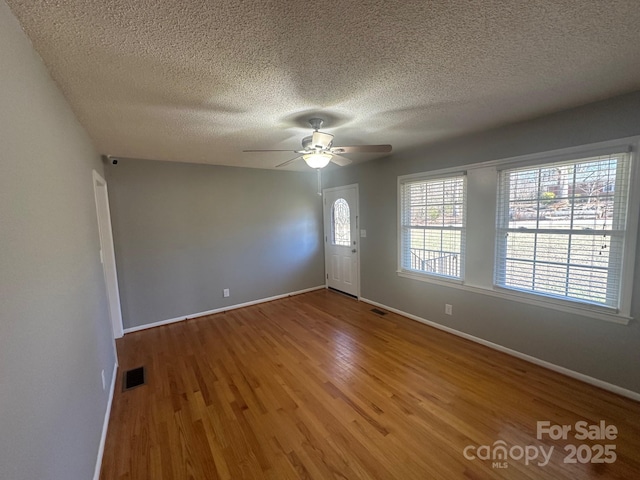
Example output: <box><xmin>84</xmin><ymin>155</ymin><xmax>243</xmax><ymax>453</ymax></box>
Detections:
<box><xmin>105</xmin><ymin>160</ymin><xmax>325</xmax><ymax>329</ymax></box>
<box><xmin>0</xmin><ymin>2</ymin><xmax>117</xmax><ymax>480</ymax></box>
<box><xmin>324</xmin><ymin>91</ymin><xmax>640</xmax><ymax>394</ymax></box>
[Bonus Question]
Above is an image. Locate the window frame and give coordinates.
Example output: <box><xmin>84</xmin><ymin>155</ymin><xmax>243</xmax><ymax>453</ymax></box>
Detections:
<box><xmin>398</xmin><ymin>171</ymin><xmax>467</xmax><ymax>282</ymax></box>
<box><xmin>396</xmin><ymin>136</ymin><xmax>640</xmax><ymax>325</ymax></box>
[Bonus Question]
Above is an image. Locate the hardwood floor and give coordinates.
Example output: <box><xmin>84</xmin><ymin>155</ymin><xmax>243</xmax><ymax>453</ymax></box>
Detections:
<box><xmin>100</xmin><ymin>290</ymin><xmax>640</xmax><ymax>479</ymax></box>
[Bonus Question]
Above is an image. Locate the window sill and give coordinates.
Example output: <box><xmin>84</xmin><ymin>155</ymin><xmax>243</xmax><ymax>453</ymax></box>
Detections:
<box><xmin>397</xmin><ymin>269</ymin><xmax>464</xmax><ymax>286</ymax></box>
<box><xmin>397</xmin><ymin>270</ymin><xmax>631</xmax><ymax>325</ymax></box>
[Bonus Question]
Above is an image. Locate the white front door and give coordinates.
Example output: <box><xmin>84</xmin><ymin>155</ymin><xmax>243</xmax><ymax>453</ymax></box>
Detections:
<box><xmin>323</xmin><ymin>184</ymin><xmax>359</xmax><ymax>297</ymax></box>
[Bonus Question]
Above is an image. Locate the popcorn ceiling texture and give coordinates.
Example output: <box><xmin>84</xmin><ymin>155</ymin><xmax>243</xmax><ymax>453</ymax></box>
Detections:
<box><xmin>6</xmin><ymin>0</ymin><xmax>640</xmax><ymax>169</ymax></box>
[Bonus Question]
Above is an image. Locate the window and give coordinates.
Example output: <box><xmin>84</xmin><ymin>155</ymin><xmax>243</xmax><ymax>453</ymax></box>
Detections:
<box><xmin>397</xmin><ymin>138</ymin><xmax>638</xmax><ymax>324</ymax></box>
<box><xmin>332</xmin><ymin>198</ymin><xmax>351</xmax><ymax>246</ymax></box>
<box><xmin>495</xmin><ymin>152</ymin><xmax>631</xmax><ymax>309</ymax></box>
<box><xmin>400</xmin><ymin>174</ymin><xmax>466</xmax><ymax>279</ymax></box>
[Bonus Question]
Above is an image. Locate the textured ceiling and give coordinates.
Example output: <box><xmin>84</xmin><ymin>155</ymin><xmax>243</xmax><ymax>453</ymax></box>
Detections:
<box><xmin>6</xmin><ymin>0</ymin><xmax>640</xmax><ymax>170</ymax></box>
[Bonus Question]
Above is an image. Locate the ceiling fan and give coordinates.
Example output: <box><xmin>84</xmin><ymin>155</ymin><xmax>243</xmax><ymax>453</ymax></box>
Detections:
<box><xmin>243</xmin><ymin>118</ymin><xmax>392</xmax><ymax>169</ymax></box>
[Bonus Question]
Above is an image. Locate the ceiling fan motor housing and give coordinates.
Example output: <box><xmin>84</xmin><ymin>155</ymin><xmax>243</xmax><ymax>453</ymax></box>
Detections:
<box><xmin>302</xmin><ymin>131</ymin><xmax>334</xmax><ymax>151</ymax></box>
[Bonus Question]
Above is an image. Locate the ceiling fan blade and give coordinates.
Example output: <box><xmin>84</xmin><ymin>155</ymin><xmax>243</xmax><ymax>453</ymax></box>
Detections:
<box><xmin>330</xmin><ymin>144</ymin><xmax>392</xmax><ymax>154</ymax></box>
<box><xmin>330</xmin><ymin>154</ymin><xmax>352</xmax><ymax>167</ymax></box>
<box><xmin>243</xmin><ymin>149</ymin><xmax>295</xmax><ymax>152</ymax></box>
<box><xmin>275</xmin><ymin>155</ymin><xmax>303</xmax><ymax>168</ymax></box>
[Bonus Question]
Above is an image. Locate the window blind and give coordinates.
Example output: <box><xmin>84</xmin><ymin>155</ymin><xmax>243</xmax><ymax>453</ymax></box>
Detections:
<box><xmin>400</xmin><ymin>174</ymin><xmax>466</xmax><ymax>279</ymax></box>
<box><xmin>495</xmin><ymin>152</ymin><xmax>631</xmax><ymax>308</ymax></box>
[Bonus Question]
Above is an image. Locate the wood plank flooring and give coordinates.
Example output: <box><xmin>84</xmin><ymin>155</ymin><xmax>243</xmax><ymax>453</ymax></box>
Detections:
<box><xmin>100</xmin><ymin>290</ymin><xmax>640</xmax><ymax>479</ymax></box>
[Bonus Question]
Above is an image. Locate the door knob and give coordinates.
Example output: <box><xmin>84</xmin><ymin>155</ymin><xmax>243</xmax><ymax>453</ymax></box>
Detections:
<box><xmin>352</xmin><ymin>249</ymin><xmax>357</xmax><ymax>253</ymax></box>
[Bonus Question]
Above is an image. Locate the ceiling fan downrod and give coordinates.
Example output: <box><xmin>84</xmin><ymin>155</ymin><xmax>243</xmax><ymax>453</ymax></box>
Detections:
<box><xmin>308</xmin><ymin>118</ymin><xmax>324</xmax><ymax>131</ymax></box>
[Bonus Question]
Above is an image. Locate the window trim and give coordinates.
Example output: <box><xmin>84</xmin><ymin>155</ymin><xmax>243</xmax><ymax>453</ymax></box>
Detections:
<box><xmin>397</xmin><ymin>171</ymin><xmax>467</xmax><ymax>282</ymax></box>
<box><xmin>396</xmin><ymin>136</ymin><xmax>640</xmax><ymax>325</ymax></box>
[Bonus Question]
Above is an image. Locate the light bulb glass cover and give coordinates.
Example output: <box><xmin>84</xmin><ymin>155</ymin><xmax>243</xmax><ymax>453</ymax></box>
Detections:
<box><xmin>303</xmin><ymin>153</ymin><xmax>332</xmax><ymax>168</ymax></box>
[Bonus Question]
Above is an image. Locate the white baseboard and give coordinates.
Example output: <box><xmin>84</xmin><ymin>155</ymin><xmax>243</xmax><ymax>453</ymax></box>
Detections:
<box><xmin>360</xmin><ymin>297</ymin><xmax>640</xmax><ymax>402</ymax></box>
<box><xmin>123</xmin><ymin>285</ymin><xmax>326</xmax><ymax>334</ymax></box>
<box><xmin>93</xmin><ymin>361</ymin><xmax>118</xmax><ymax>480</ymax></box>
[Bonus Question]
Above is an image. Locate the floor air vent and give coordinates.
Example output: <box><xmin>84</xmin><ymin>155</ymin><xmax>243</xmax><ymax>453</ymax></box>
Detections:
<box><xmin>371</xmin><ymin>308</ymin><xmax>388</xmax><ymax>316</ymax></box>
<box><xmin>123</xmin><ymin>366</ymin><xmax>146</xmax><ymax>391</ymax></box>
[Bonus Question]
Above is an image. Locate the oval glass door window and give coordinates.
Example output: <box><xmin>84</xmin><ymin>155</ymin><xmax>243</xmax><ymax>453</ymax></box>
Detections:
<box><xmin>332</xmin><ymin>198</ymin><xmax>351</xmax><ymax>246</ymax></box>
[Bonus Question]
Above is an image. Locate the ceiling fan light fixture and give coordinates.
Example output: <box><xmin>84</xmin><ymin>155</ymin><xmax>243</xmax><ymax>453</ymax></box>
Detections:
<box><xmin>303</xmin><ymin>153</ymin><xmax>332</xmax><ymax>169</ymax></box>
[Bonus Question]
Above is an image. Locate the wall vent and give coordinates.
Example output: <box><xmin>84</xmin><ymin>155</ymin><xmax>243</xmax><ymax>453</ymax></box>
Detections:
<box><xmin>123</xmin><ymin>366</ymin><xmax>146</xmax><ymax>391</ymax></box>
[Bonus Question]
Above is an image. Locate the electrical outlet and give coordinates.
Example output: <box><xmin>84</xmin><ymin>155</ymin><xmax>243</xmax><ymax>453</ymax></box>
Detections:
<box><xmin>223</xmin><ymin>288</ymin><xmax>230</xmax><ymax>298</ymax></box>
<box><xmin>101</xmin><ymin>369</ymin><xmax>106</xmax><ymax>390</ymax></box>
<box><xmin>445</xmin><ymin>304</ymin><xmax>453</xmax><ymax>315</ymax></box>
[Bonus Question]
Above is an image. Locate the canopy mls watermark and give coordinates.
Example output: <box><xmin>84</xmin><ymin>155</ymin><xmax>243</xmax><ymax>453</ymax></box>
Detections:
<box><xmin>463</xmin><ymin>420</ymin><xmax>618</xmax><ymax>469</ymax></box>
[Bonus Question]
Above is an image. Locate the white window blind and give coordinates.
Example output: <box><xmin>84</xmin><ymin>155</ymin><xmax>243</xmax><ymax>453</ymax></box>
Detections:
<box><xmin>400</xmin><ymin>174</ymin><xmax>466</xmax><ymax>279</ymax></box>
<box><xmin>495</xmin><ymin>152</ymin><xmax>631</xmax><ymax>308</ymax></box>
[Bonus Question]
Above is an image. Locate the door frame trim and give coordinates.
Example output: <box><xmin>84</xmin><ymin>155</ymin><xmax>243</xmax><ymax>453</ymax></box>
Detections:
<box><xmin>322</xmin><ymin>183</ymin><xmax>360</xmax><ymax>299</ymax></box>
<box><xmin>92</xmin><ymin>170</ymin><xmax>124</xmax><ymax>338</ymax></box>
